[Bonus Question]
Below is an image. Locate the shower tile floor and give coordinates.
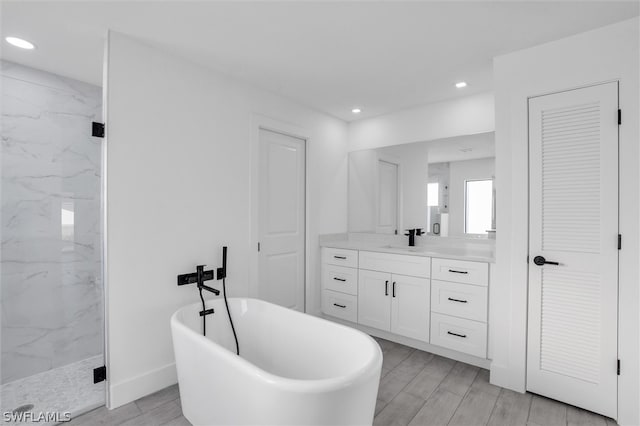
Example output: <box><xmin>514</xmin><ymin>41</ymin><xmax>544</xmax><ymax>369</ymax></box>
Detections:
<box><xmin>1</xmin><ymin>356</ymin><xmax>104</xmax><ymax>425</ymax></box>
<box><xmin>69</xmin><ymin>339</ymin><xmax>617</xmax><ymax>426</ymax></box>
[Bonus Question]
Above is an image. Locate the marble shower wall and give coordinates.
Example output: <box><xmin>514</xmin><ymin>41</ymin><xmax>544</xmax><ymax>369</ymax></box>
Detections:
<box><xmin>1</xmin><ymin>60</ymin><xmax>103</xmax><ymax>383</ymax></box>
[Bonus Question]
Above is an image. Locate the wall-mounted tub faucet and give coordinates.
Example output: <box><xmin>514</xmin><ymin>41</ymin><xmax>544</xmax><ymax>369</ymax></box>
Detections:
<box><xmin>177</xmin><ymin>265</ymin><xmax>219</xmax><ymax>296</ymax></box>
<box><xmin>404</xmin><ymin>228</ymin><xmax>424</xmax><ymax>246</ymax></box>
<box><xmin>196</xmin><ymin>265</ymin><xmax>220</xmax><ymax>296</ymax></box>
<box><xmin>177</xmin><ymin>264</ymin><xmax>220</xmax><ymax>334</ymax></box>
<box><xmin>175</xmin><ymin>247</ymin><xmax>237</xmax><ymax>353</ymax></box>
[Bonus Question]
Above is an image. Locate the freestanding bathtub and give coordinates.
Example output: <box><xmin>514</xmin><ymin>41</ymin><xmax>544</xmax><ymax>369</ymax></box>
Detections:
<box><xmin>171</xmin><ymin>298</ymin><xmax>382</xmax><ymax>426</ymax></box>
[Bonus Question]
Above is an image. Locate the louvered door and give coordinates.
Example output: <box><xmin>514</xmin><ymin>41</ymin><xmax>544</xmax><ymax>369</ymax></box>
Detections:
<box><xmin>527</xmin><ymin>82</ymin><xmax>618</xmax><ymax>418</ymax></box>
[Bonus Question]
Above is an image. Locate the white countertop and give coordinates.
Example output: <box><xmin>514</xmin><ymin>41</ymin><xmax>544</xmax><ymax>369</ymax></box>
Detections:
<box><xmin>320</xmin><ymin>240</ymin><xmax>495</xmax><ymax>263</ymax></box>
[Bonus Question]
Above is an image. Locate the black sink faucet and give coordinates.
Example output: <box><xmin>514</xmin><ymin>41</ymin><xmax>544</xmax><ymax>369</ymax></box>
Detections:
<box><xmin>404</xmin><ymin>228</ymin><xmax>424</xmax><ymax>246</ymax></box>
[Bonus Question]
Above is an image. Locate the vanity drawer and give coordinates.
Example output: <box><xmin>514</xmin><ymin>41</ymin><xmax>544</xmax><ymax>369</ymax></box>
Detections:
<box><xmin>322</xmin><ymin>290</ymin><xmax>357</xmax><ymax>323</ymax></box>
<box><xmin>431</xmin><ymin>258</ymin><xmax>488</xmax><ymax>286</ymax></box>
<box><xmin>359</xmin><ymin>251</ymin><xmax>430</xmax><ymax>278</ymax></box>
<box><xmin>431</xmin><ymin>280</ymin><xmax>487</xmax><ymax>322</ymax></box>
<box><xmin>322</xmin><ymin>265</ymin><xmax>358</xmax><ymax>295</ymax></box>
<box><xmin>322</xmin><ymin>247</ymin><xmax>358</xmax><ymax>268</ymax></box>
<box><xmin>430</xmin><ymin>312</ymin><xmax>487</xmax><ymax>358</ymax></box>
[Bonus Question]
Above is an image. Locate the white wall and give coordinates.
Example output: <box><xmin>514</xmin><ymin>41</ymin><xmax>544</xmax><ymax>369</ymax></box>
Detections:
<box><xmin>448</xmin><ymin>157</ymin><xmax>495</xmax><ymax>236</ymax></box>
<box><xmin>492</xmin><ymin>18</ymin><xmax>639</xmax><ymax>425</ymax></box>
<box><xmin>105</xmin><ymin>31</ymin><xmax>348</xmax><ymax>408</ymax></box>
<box><xmin>348</xmin><ymin>92</ymin><xmax>495</xmax><ymax>152</ymax></box>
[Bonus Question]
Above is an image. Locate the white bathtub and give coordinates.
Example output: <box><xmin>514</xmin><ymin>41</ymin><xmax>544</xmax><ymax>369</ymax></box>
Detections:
<box><xmin>171</xmin><ymin>298</ymin><xmax>382</xmax><ymax>426</ymax></box>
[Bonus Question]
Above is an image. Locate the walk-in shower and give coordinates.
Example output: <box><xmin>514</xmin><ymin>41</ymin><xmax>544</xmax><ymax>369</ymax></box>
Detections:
<box><xmin>1</xmin><ymin>60</ymin><xmax>105</xmax><ymax>423</ymax></box>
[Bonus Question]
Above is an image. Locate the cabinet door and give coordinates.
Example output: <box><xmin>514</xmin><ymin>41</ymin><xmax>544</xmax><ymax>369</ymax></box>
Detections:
<box><xmin>390</xmin><ymin>275</ymin><xmax>430</xmax><ymax>342</ymax></box>
<box><xmin>357</xmin><ymin>270</ymin><xmax>391</xmax><ymax>331</ymax></box>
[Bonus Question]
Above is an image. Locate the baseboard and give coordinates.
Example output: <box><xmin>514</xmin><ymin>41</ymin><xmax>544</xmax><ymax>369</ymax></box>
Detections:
<box><xmin>489</xmin><ymin>362</ymin><xmax>525</xmax><ymax>392</ymax></box>
<box><xmin>108</xmin><ymin>362</ymin><xmax>177</xmax><ymax>409</ymax></box>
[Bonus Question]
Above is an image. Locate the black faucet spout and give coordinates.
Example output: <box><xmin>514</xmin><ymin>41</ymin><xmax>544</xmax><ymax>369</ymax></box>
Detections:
<box><xmin>405</xmin><ymin>229</ymin><xmax>416</xmax><ymax>246</ymax></box>
<box><xmin>404</xmin><ymin>228</ymin><xmax>424</xmax><ymax>246</ymax></box>
<box><xmin>199</xmin><ymin>283</ymin><xmax>220</xmax><ymax>296</ymax></box>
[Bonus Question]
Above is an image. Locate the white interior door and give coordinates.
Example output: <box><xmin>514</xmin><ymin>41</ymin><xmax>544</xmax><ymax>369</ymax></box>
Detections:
<box><xmin>527</xmin><ymin>82</ymin><xmax>618</xmax><ymax>418</ymax></box>
<box><xmin>377</xmin><ymin>160</ymin><xmax>398</xmax><ymax>234</ymax></box>
<box><xmin>258</xmin><ymin>129</ymin><xmax>306</xmax><ymax>311</ymax></box>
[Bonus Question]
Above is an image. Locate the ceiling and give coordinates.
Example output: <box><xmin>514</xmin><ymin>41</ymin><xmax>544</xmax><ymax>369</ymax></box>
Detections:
<box><xmin>1</xmin><ymin>1</ymin><xmax>638</xmax><ymax>121</ymax></box>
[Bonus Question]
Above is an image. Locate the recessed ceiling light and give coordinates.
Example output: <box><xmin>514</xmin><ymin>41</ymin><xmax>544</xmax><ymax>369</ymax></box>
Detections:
<box><xmin>352</xmin><ymin>108</ymin><xmax>361</xmax><ymax>114</ymax></box>
<box><xmin>5</xmin><ymin>37</ymin><xmax>35</xmax><ymax>50</ymax></box>
<box><xmin>455</xmin><ymin>82</ymin><xmax>467</xmax><ymax>88</ymax></box>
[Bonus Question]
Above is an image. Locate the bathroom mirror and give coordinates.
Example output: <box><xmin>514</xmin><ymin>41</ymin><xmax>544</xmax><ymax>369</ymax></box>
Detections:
<box><xmin>348</xmin><ymin>131</ymin><xmax>495</xmax><ymax>238</ymax></box>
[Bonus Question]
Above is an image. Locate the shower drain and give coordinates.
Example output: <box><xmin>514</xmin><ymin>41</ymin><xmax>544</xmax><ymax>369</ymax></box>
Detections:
<box><xmin>12</xmin><ymin>404</ymin><xmax>34</xmax><ymax>414</ymax></box>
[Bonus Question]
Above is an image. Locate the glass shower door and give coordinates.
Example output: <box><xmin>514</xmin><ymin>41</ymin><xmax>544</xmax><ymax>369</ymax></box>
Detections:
<box><xmin>0</xmin><ymin>59</ymin><xmax>105</xmax><ymax>423</ymax></box>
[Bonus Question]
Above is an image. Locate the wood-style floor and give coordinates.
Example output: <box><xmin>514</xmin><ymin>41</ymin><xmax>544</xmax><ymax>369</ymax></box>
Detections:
<box><xmin>70</xmin><ymin>337</ymin><xmax>616</xmax><ymax>426</ymax></box>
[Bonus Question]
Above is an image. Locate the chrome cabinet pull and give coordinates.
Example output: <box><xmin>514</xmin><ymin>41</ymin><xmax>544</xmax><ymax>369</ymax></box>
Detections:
<box><xmin>333</xmin><ymin>277</ymin><xmax>346</xmax><ymax>282</ymax></box>
<box><xmin>447</xmin><ymin>331</ymin><xmax>467</xmax><ymax>338</ymax></box>
<box><xmin>333</xmin><ymin>303</ymin><xmax>346</xmax><ymax>308</ymax></box>
<box><xmin>385</xmin><ymin>280</ymin><xmax>389</xmax><ymax>296</ymax></box>
<box><xmin>392</xmin><ymin>282</ymin><xmax>396</xmax><ymax>297</ymax></box>
<box><xmin>448</xmin><ymin>269</ymin><xmax>468</xmax><ymax>274</ymax></box>
<box><xmin>447</xmin><ymin>297</ymin><xmax>468</xmax><ymax>303</ymax></box>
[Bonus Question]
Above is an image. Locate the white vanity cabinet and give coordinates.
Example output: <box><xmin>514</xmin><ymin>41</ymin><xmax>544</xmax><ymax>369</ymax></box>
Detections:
<box><xmin>390</xmin><ymin>274</ymin><xmax>431</xmax><ymax>341</ymax></box>
<box><xmin>429</xmin><ymin>258</ymin><xmax>489</xmax><ymax>358</ymax></box>
<box><xmin>321</xmin><ymin>248</ymin><xmax>359</xmax><ymax>322</ymax></box>
<box><xmin>357</xmin><ymin>251</ymin><xmax>430</xmax><ymax>342</ymax></box>
<box><xmin>357</xmin><ymin>270</ymin><xmax>430</xmax><ymax>341</ymax></box>
<box><xmin>320</xmin><ymin>246</ymin><xmax>491</xmax><ymax>363</ymax></box>
<box><xmin>357</xmin><ymin>270</ymin><xmax>391</xmax><ymax>330</ymax></box>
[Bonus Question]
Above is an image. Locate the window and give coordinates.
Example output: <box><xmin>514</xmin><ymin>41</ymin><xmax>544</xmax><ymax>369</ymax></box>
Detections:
<box><xmin>427</xmin><ymin>182</ymin><xmax>439</xmax><ymax>207</ymax></box>
<box><xmin>465</xmin><ymin>179</ymin><xmax>493</xmax><ymax>234</ymax></box>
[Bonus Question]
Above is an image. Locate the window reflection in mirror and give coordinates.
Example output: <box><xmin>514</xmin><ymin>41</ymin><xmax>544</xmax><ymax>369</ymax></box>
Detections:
<box><xmin>464</xmin><ymin>179</ymin><xmax>494</xmax><ymax>235</ymax></box>
<box><xmin>426</xmin><ymin>155</ymin><xmax>495</xmax><ymax>237</ymax></box>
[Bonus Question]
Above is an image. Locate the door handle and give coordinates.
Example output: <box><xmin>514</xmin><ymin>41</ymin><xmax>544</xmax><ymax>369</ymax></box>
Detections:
<box><xmin>333</xmin><ymin>277</ymin><xmax>346</xmax><ymax>282</ymax></box>
<box><xmin>333</xmin><ymin>303</ymin><xmax>346</xmax><ymax>308</ymax></box>
<box><xmin>385</xmin><ymin>280</ymin><xmax>389</xmax><ymax>296</ymax></box>
<box><xmin>447</xmin><ymin>297</ymin><xmax>468</xmax><ymax>303</ymax></box>
<box><xmin>447</xmin><ymin>331</ymin><xmax>467</xmax><ymax>338</ymax></box>
<box><xmin>448</xmin><ymin>269</ymin><xmax>468</xmax><ymax>274</ymax></box>
<box><xmin>392</xmin><ymin>282</ymin><xmax>396</xmax><ymax>297</ymax></box>
<box><xmin>333</xmin><ymin>255</ymin><xmax>347</xmax><ymax>260</ymax></box>
<box><xmin>533</xmin><ymin>256</ymin><xmax>559</xmax><ymax>266</ymax></box>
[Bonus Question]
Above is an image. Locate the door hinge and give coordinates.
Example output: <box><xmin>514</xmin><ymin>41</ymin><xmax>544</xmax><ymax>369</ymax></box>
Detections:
<box><xmin>618</xmin><ymin>109</ymin><xmax>622</xmax><ymax>125</ymax></box>
<box><xmin>617</xmin><ymin>359</ymin><xmax>621</xmax><ymax>375</ymax></box>
<box><xmin>92</xmin><ymin>122</ymin><xmax>105</xmax><ymax>138</ymax></box>
<box><xmin>257</xmin><ymin>242</ymin><xmax>261</xmax><ymax>252</ymax></box>
<box><xmin>93</xmin><ymin>365</ymin><xmax>106</xmax><ymax>383</ymax></box>
<box><xmin>618</xmin><ymin>234</ymin><xmax>622</xmax><ymax>250</ymax></box>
